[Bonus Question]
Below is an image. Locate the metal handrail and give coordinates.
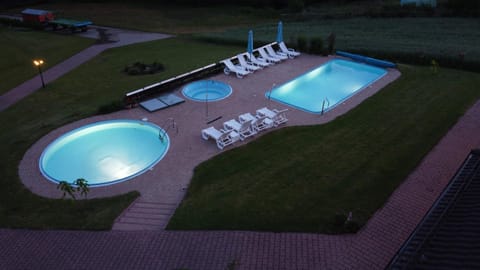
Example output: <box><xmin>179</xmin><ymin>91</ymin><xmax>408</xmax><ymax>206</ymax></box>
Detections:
<box><xmin>159</xmin><ymin>118</ymin><xmax>177</xmax><ymax>142</ymax></box>
<box><xmin>321</xmin><ymin>97</ymin><xmax>330</xmax><ymax>115</ymax></box>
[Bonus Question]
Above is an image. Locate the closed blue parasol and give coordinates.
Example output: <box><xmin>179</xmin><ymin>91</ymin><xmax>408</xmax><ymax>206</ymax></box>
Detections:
<box><xmin>247</xmin><ymin>30</ymin><xmax>254</xmax><ymax>60</ymax></box>
<box><xmin>276</xmin><ymin>21</ymin><xmax>283</xmax><ymax>43</ymax></box>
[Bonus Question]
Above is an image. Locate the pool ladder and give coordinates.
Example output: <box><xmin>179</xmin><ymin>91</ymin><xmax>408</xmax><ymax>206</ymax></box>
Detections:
<box><xmin>159</xmin><ymin>118</ymin><xmax>178</xmax><ymax>142</ymax></box>
<box><xmin>321</xmin><ymin>97</ymin><xmax>330</xmax><ymax>115</ymax></box>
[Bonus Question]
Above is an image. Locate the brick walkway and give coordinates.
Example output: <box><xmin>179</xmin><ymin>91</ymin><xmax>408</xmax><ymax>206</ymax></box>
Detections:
<box><xmin>3</xmin><ymin>32</ymin><xmax>480</xmax><ymax>268</ymax></box>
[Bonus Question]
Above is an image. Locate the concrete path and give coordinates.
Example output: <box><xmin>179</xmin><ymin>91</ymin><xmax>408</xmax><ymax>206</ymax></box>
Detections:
<box><xmin>0</xmin><ymin>25</ymin><xmax>171</xmax><ymax>111</ymax></box>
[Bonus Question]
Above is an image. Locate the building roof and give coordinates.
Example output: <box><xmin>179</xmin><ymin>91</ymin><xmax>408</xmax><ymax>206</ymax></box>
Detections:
<box><xmin>21</xmin><ymin>8</ymin><xmax>52</xmax><ymax>16</ymax></box>
<box><xmin>387</xmin><ymin>149</ymin><xmax>480</xmax><ymax>269</ymax></box>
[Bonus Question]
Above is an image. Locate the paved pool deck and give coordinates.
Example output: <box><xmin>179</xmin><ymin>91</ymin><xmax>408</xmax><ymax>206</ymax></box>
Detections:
<box><xmin>4</xmin><ymin>53</ymin><xmax>480</xmax><ymax>269</ymax></box>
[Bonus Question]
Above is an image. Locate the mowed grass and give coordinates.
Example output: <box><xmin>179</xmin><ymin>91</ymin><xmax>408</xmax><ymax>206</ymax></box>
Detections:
<box><xmin>196</xmin><ymin>18</ymin><xmax>480</xmax><ymax>66</ymax></box>
<box><xmin>11</xmin><ymin>2</ymin><xmax>278</xmax><ymax>34</ymax></box>
<box><xmin>0</xmin><ymin>38</ymin><xmax>243</xmax><ymax>229</ymax></box>
<box><xmin>0</xmin><ymin>26</ymin><xmax>95</xmax><ymax>95</ymax></box>
<box><xmin>167</xmin><ymin>65</ymin><xmax>480</xmax><ymax>233</ymax></box>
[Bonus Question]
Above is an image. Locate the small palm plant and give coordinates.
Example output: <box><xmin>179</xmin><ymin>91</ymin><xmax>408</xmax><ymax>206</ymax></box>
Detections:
<box><xmin>73</xmin><ymin>178</ymin><xmax>90</xmax><ymax>198</ymax></box>
<box><xmin>57</xmin><ymin>178</ymin><xmax>90</xmax><ymax>200</ymax></box>
<box><xmin>57</xmin><ymin>181</ymin><xmax>76</xmax><ymax>200</ymax></box>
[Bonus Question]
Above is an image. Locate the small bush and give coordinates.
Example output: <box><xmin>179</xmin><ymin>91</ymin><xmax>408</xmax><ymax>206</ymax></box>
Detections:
<box><xmin>123</xmin><ymin>61</ymin><xmax>165</xmax><ymax>76</ymax></box>
<box><xmin>326</xmin><ymin>33</ymin><xmax>336</xmax><ymax>55</ymax></box>
<box><xmin>309</xmin><ymin>37</ymin><xmax>324</xmax><ymax>55</ymax></box>
<box><xmin>296</xmin><ymin>36</ymin><xmax>307</xmax><ymax>52</ymax></box>
<box><xmin>332</xmin><ymin>211</ymin><xmax>361</xmax><ymax>234</ymax></box>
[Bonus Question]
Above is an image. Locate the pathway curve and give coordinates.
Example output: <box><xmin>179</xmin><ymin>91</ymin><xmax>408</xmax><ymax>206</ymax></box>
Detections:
<box><xmin>0</xmin><ymin>25</ymin><xmax>171</xmax><ymax>111</ymax></box>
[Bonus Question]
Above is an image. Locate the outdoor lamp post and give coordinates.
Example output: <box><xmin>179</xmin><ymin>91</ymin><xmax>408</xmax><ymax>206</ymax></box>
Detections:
<box><xmin>33</xmin><ymin>59</ymin><xmax>45</xmax><ymax>88</ymax></box>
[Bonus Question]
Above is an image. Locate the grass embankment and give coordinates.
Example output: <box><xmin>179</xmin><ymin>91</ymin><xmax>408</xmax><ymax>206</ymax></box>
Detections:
<box><xmin>0</xmin><ymin>38</ymin><xmax>243</xmax><ymax>229</ymax></box>
<box><xmin>0</xmin><ymin>26</ymin><xmax>95</xmax><ymax>95</ymax></box>
<box><xmin>168</xmin><ymin>65</ymin><xmax>480</xmax><ymax>233</ymax></box>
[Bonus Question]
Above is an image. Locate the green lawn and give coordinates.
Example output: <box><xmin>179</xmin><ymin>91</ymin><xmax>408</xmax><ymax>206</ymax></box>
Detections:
<box><xmin>167</xmin><ymin>65</ymin><xmax>480</xmax><ymax>233</ymax></box>
<box><xmin>0</xmin><ymin>38</ymin><xmax>243</xmax><ymax>229</ymax></box>
<box><xmin>9</xmin><ymin>2</ymin><xmax>278</xmax><ymax>34</ymax></box>
<box><xmin>1</xmin><ymin>2</ymin><xmax>479</xmax><ymax>232</ymax></box>
<box><xmin>0</xmin><ymin>26</ymin><xmax>95</xmax><ymax>95</ymax></box>
<box><xmin>195</xmin><ymin>18</ymin><xmax>480</xmax><ymax>68</ymax></box>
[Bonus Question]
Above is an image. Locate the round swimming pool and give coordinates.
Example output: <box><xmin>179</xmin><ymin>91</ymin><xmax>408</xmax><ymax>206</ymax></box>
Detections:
<box><xmin>39</xmin><ymin>120</ymin><xmax>170</xmax><ymax>187</ymax></box>
<box><xmin>182</xmin><ymin>80</ymin><xmax>232</xmax><ymax>102</ymax></box>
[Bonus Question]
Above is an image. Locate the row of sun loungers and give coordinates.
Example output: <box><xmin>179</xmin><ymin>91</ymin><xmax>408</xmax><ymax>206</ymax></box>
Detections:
<box><xmin>221</xmin><ymin>42</ymin><xmax>301</xmax><ymax>79</ymax></box>
<box><xmin>201</xmin><ymin>107</ymin><xmax>289</xmax><ymax>150</ymax></box>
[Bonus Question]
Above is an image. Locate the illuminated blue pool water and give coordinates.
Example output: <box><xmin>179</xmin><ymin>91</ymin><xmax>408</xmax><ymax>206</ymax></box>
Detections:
<box><xmin>39</xmin><ymin>120</ymin><xmax>170</xmax><ymax>187</ymax></box>
<box><xmin>266</xmin><ymin>59</ymin><xmax>388</xmax><ymax>114</ymax></box>
<box><xmin>182</xmin><ymin>80</ymin><xmax>232</xmax><ymax>102</ymax></box>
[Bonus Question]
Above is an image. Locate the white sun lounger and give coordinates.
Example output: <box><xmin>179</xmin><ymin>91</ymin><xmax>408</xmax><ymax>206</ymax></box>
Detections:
<box><xmin>223</xmin><ymin>119</ymin><xmax>255</xmax><ymax>140</ymax></box>
<box><xmin>256</xmin><ymin>107</ymin><xmax>288</xmax><ymax>127</ymax></box>
<box><xmin>239</xmin><ymin>113</ymin><xmax>274</xmax><ymax>133</ymax></box>
<box><xmin>258</xmin><ymin>47</ymin><xmax>282</xmax><ymax>63</ymax></box>
<box><xmin>237</xmin><ymin>54</ymin><xmax>262</xmax><ymax>72</ymax></box>
<box><xmin>221</xmin><ymin>59</ymin><xmax>251</xmax><ymax>78</ymax></box>
<box><xmin>248</xmin><ymin>54</ymin><xmax>272</xmax><ymax>67</ymax></box>
<box><xmin>278</xmin><ymin>42</ymin><xmax>301</xmax><ymax>58</ymax></box>
<box><xmin>201</xmin><ymin>126</ymin><xmax>239</xmax><ymax>150</ymax></box>
<box><xmin>265</xmin><ymin>44</ymin><xmax>289</xmax><ymax>60</ymax></box>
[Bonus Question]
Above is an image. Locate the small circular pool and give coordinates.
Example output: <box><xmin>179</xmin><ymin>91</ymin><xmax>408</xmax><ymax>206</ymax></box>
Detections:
<box><xmin>39</xmin><ymin>120</ymin><xmax>170</xmax><ymax>187</ymax></box>
<box><xmin>182</xmin><ymin>80</ymin><xmax>232</xmax><ymax>102</ymax></box>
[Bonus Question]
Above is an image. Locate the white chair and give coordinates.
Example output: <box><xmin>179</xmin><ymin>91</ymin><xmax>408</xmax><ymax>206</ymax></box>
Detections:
<box><xmin>237</xmin><ymin>54</ymin><xmax>262</xmax><ymax>72</ymax></box>
<box><xmin>256</xmin><ymin>107</ymin><xmax>288</xmax><ymax>127</ymax></box>
<box><xmin>223</xmin><ymin>119</ymin><xmax>255</xmax><ymax>140</ymax></box>
<box><xmin>221</xmin><ymin>59</ymin><xmax>251</xmax><ymax>78</ymax></box>
<box><xmin>265</xmin><ymin>44</ymin><xmax>289</xmax><ymax>60</ymax></box>
<box><xmin>248</xmin><ymin>53</ymin><xmax>272</xmax><ymax>67</ymax></box>
<box><xmin>239</xmin><ymin>113</ymin><xmax>274</xmax><ymax>133</ymax></box>
<box><xmin>278</xmin><ymin>41</ymin><xmax>301</xmax><ymax>58</ymax></box>
<box><xmin>258</xmin><ymin>47</ymin><xmax>282</xmax><ymax>63</ymax></box>
<box><xmin>201</xmin><ymin>126</ymin><xmax>239</xmax><ymax>150</ymax></box>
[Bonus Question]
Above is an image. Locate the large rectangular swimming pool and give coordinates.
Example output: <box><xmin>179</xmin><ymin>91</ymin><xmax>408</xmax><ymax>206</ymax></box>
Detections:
<box><xmin>267</xmin><ymin>59</ymin><xmax>387</xmax><ymax>114</ymax></box>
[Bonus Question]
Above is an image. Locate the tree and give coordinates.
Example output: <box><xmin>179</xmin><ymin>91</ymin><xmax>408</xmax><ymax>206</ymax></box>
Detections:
<box><xmin>57</xmin><ymin>181</ymin><xmax>76</xmax><ymax>200</ymax></box>
<box><xmin>74</xmin><ymin>178</ymin><xmax>90</xmax><ymax>198</ymax></box>
<box><xmin>57</xmin><ymin>178</ymin><xmax>90</xmax><ymax>200</ymax></box>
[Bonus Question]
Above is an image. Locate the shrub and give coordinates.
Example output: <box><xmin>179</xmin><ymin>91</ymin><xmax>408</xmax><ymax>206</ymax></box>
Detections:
<box><xmin>123</xmin><ymin>61</ymin><xmax>165</xmax><ymax>76</ymax></box>
<box><xmin>309</xmin><ymin>37</ymin><xmax>324</xmax><ymax>55</ymax></box>
<box><xmin>326</xmin><ymin>32</ymin><xmax>336</xmax><ymax>55</ymax></box>
<box><xmin>331</xmin><ymin>211</ymin><xmax>361</xmax><ymax>233</ymax></box>
<box><xmin>296</xmin><ymin>36</ymin><xmax>307</xmax><ymax>52</ymax></box>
